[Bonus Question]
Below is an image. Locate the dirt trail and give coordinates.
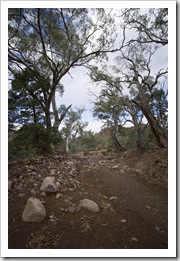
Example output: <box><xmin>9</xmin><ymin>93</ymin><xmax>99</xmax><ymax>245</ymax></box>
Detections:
<box><xmin>8</xmin><ymin>150</ymin><xmax>168</xmax><ymax>249</ymax></box>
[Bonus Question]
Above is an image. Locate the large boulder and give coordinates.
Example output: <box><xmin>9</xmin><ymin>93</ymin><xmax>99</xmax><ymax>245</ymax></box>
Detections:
<box><xmin>22</xmin><ymin>197</ymin><xmax>46</xmax><ymax>222</ymax></box>
<box><xmin>40</xmin><ymin>176</ymin><xmax>57</xmax><ymax>193</ymax></box>
<box><xmin>80</xmin><ymin>199</ymin><xmax>99</xmax><ymax>212</ymax></box>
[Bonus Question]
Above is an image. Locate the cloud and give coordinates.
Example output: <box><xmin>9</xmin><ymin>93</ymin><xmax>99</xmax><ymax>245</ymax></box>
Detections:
<box><xmin>58</xmin><ymin>66</ymin><xmax>101</xmax><ymax>110</ymax></box>
<box><xmin>85</xmin><ymin>120</ymin><xmax>104</xmax><ymax>133</ymax></box>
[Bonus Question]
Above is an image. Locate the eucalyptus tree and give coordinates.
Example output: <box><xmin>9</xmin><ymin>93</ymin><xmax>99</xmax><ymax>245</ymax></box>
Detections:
<box><xmin>61</xmin><ymin>107</ymin><xmax>88</xmax><ymax>152</ymax></box>
<box><xmin>8</xmin><ymin>68</ymin><xmax>55</xmax><ymax>129</ymax></box>
<box><xmin>8</xmin><ymin>8</ymin><xmax>116</xmax><ymax>129</ymax></box>
<box><xmin>92</xmin><ymin>83</ymin><xmax>125</xmax><ymax>150</ymax></box>
<box><xmin>87</xmin><ymin>8</ymin><xmax>168</xmax><ymax>148</ymax></box>
<box><xmin>120</xmin><ymin>8</ymin><xmax>168</xmax><ymax>46</ymax></box>
<box><xmin>116</xmin><ymin>43</ymin><xmax>168</xmax><ymax>148</ymax></box>
<box><xmin>149</xmin><ymin>86</ymin><xmax>168</xmax><ymax>139</ymax></box>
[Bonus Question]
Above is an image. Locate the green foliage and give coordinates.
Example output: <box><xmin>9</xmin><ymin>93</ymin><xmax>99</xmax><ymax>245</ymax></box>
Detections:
<box><xmin>8</xmin><ymin>124</ymin><xmax>62</xmax><ymax>157</ymax></box>
<box><xmin>8</xmin><ymin>68</ymin><xmax>51</xmax><ymax>129</ymax></box>
<box><xmin>72</xmin><ymin>130</ymin><xmax>100</xmax><ymax>152</ymax></box>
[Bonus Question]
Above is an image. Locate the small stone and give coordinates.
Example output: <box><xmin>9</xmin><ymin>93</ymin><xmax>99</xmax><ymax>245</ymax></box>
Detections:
<box><xmin>50</xmin><ymin>169</ymin><xmax>56</xmax><ymax>176</ymax></box>
<box><xmin>135</xmin><ymin>169</ymin><xmax>143</xmax><ymax>175</ymax></box>
<box><xmin>101</xmin><ymin>223</ymin><xmax>108</xmax><ymax>227</ymax></box>
<box><xmin>70</xmin><ymin>221</ymin><xmax>75</xmax><ymax>226</ymax></box>
<box><xmin>131</xmin><ymin>237</ymin><xmax>138</xmax><ymax>242</ymax></box>
<box><xmin>41</xmin><ymin>192</ymin><xmax>46</xmax><ymax>197</ymax></box>
<box><xmin>145</xmin><ymin>205</ymin><xmax>151</xmax><ymax>210</ymax></box>
<box><xmin>40</xmin><ymin>176</ymin><xmax>57</xmax><ymax>193</ymax></box>
<box><xmin>75</xmin><ymin>205</ymin><xmax>82</xmax><ymax>212</ymax></box>
<box><xmin>29</xmin><ymin>165</ymin><xmax>36</xmax><ymax>171</ymax></box>
<box><xmin>112</xmin><ymin>165</ymin><xmax>119</xmax><ymax>169</ymax></box>
<box><xmin>109</xmin><ymin>196</ymin><xmax>117</xmax><ymax>200</ymax></box>
<box><xmin>68</xmin><ymin>205</ymin><xmax>76</xmax><ymax>213</ymax></box>
<box><xmin>55</xmin><ymin>193</ymin><xmax>61</xmax><ymax>199</ymax></box>
<box><xmin>67</xmin><ymin>196</ymin><xmax>73</xmax><ymax>202</ymax></box>
<box><xmin>22</xmin><ymin>159</ymin><xmax>31</xmax><ymax>165</ymax></box>
<box><xmin>106</xmin><ymin>203</ymin><xmax>111</xmax><ymax>208</ymax></box>
<box><xmin>80</xmin><ymin>199</ymin><xmax>99</xmax><ymax>212</ymax></box>
<box><xmin>31</xmin><ymin>190</ymin><xmax>36</xmax><ymax>195</ymax></box>
<box><xmin>56</xmin><ymin>181</ymin><xmax>60</xmax><ymax>187</ymax></box>
<box><xmin>155</xmin><ymin>226</ymin><xmax>160</xmax><ymax>231</ymax></box>
<box><xmin>18</xmin><ymin>193</ymin><xmax>25</xmax><ymax>197</ymax></box>
<box><xmin>121</xmin><ymin>219</ymin><xmax>126</xmax><ymax>223</ymax></box>
<box><xmin>31</xmin><ymin>171</ymin><xmax>37</xmax><ymax>175</ymax></box>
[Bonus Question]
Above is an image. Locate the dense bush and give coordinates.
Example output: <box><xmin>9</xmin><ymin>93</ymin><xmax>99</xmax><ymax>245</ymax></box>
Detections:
<box><xmin>8</xmin><ymin>124</ymin><xmax>62</xmax><ymax>157</ymax></box>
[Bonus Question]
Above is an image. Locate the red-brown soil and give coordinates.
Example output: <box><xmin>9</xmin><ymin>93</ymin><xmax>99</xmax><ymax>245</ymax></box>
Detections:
<box><xmin>8</xmin><ymin>148</ymin><xmax>168</xmax><ymax>249</ymax></box>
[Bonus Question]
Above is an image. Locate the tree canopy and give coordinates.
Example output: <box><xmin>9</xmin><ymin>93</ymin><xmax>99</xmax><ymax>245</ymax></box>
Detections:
<box><xmin>8</xmin><ymin>8</ymin><xmax>168</xmax><ymax>154</ymax></box>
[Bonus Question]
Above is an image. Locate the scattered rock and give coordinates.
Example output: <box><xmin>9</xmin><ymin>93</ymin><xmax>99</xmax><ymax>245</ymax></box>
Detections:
<box><xmin>50</xmin><ymin>169</ymin><xmax>56</xmax><ymax>176</ymax></box>
<box><xmin>80</xmin><ymin>199</ymin><xmax>99</xmax><ymax>212</ymax></box>
<box><xmin>60</xmin><ymin>207</ymin><xmax>68</xmax><ymax>213</ymax></box>
<box><xmin>40</xmin><ymin>176</ymin><xmax>57</xmax><ymax>193</ymax></box>
<box><xmin>121</xmin><ymin>219</ymin><xmax>126</xmax><ymax>223</ymax></box>
<box><xmin>109</xmin><ymin>196</ymin><xmax>117</xmax><ymax>200</ymax></box>
<box><xmin>137</xmin><ymin>169</ymin><xmax>143</xmax><ymax>175</ymax></box>
<box><xmin>18</xmin><ymin>193</ymin><xmax>25</xmax><ymax>197</ymax></box>
<box><xmin>22</xmin><ymin>158</ymin><xmax>31</xmax><ymax>165</ymax></box>
<box><xmin>155</xmin><ymin>226</ymin><xmax>160</xmax><ymax>231</ymax></box>
<box><xmin>55</xmin><ymin>193</ymin><xmax>62</xmax><ymax>199</ymax></box>
<box><xmin>145</xmin><ymin>205</ymin><xmax>151</xmax><ymax>210</ymax></box>
<box><xmin>41</xmin><ymin>192</ymin><xmax>46</xmax><ymax>197</ymax></box>
<box><xmin>131</xmin><ymin>237</ymin><xmax>138</xmax><ymax>242</ymax></box>
<box><xmin>101</xmin><ymin>223</ymin><xmax>108</xmax><ymax>227</ymax></box>
<box><xmin>106</xmin><ymin>203</ymin><xmax>111</xmax><ymax>208</ymax></box>
<box><xmin>22</xmin><ymin>197</ymin><xmax>46</xmax><ymax>222</ymax></box>
<box><xmin>112</xmin><ymin>165</ymin><xmax>119</xmax><ymax>169</ymax></box>
<box><xmin>28</xmin><ymin>165</ymin><xmax>37</xmax><ymax>171</ymax></box>
<box><xmin>68</xmin><ymin>205</ymin><xmax>76</xmax><ymax>213</ymax></box>
<box><xmin>70</xmin><ymin>221</ymin><xmax>75</xmax><ymax>226</ymax></box>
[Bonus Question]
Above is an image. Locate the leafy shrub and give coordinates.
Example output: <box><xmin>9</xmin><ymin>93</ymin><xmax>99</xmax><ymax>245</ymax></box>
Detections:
<box><xmin>8</xmin><ymin>124</ymin><xmax>62</xmax><ymax>157</ymax></box>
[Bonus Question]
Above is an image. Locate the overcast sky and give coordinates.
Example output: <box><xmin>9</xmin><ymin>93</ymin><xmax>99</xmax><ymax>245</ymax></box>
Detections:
<box><xmin>58</xmin><ymin>38</ymin><xmax>168</xmax><ymax>133</ymax></box>
<box><xmin>6</xmin><ymin>5</ymin><xmax>169</xmax><ymax>134</ymax></box>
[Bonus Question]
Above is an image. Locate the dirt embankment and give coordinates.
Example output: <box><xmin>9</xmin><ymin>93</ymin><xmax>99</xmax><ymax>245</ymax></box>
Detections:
<box><xmin>8</xmin><ymin>148</ymin><xmax>168</xmax><ymax>249</ymax></box>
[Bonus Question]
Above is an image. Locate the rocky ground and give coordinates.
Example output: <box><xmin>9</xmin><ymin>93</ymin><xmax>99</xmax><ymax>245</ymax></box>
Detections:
<box><xmin>8</xmin><ymin>148</ymin><xmax>168</xmax><ymax>249</ymax></box>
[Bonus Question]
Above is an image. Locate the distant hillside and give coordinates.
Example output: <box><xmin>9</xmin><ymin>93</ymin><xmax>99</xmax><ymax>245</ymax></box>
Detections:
<box><xmin>94</xmin><ymin>124</ymin><xmax>156</xmax><ymax>150</ymax></box>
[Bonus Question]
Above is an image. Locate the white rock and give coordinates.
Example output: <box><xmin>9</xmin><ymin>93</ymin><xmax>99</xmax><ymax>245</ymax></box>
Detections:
<box><xmin>50</xmin><ymin>169</ymin><xmax>56</xmax><ymax>176</ymax></box>
<box><xmin>22</xmin><ymin>197</ymin><xmax>46</xmax><ymax>222</ymax></box>
<box><xmin>55</xmin><ymin>193</ymin><xmax>61</xmax><ymax>199</ymax></box>
<box><xmin>131</xmin><ymin>237</ymin><xmax>138</xmax><ymax>242</ymax></box>
<box><xmin>121</xmin><ymin>219</ymin><xmax>126</xmax><ymax>223</ymax></box>
<box><xmin>40</xmin><ymin>176</ymin><xmax>57</xmax><ymax>193</ymax></box>
<box><xmin>112</xmin><ymin>165</ymin><xmax>119</xmax><ymax>169</ymax></box>
<box><xmin>109</xmin><ymin>196</ymin><xmax>117</xmax><ymax>200</ymax></box>
<box><xmin>80</xmin><ymin>199</ymin><xmax>99</xmax><ymax>212</ymax></box>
